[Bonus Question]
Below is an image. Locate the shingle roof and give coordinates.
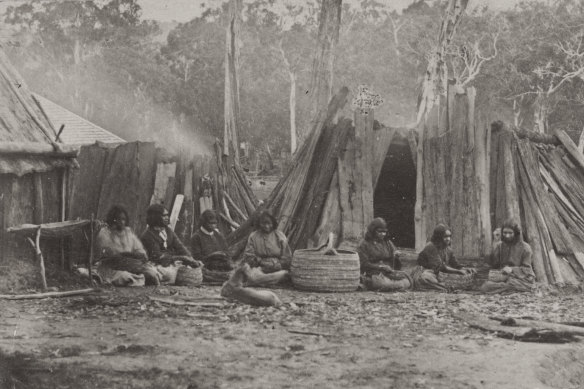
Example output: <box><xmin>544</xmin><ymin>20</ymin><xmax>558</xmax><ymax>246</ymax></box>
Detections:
<box><xmin>33</xmin><ymin>94</ymin><xmax>125</xmax><ymax>146</ymax></box>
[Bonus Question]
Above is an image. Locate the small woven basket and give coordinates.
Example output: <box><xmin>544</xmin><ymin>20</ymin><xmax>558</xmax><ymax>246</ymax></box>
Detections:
<box><xmin>291</xmin><ymin>249</ymin><xmax>360</xmax><ymax>292</ymax></box>
<box><xmin>175</xmin><ymin>266</ymin><xmax>203</xmax><ymax>287</ymax></box>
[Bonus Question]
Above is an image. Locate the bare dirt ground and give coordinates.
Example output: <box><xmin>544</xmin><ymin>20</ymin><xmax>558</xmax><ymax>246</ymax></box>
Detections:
<box><xmin>2</xmin><ymin>283</ymin><xmax>584</xmax><ymax>389</ymax></box>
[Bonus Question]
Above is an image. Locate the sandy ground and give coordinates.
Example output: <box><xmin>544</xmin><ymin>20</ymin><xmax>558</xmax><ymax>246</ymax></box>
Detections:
<box><xmin>1</xmin><ymin>285</ymin><xmax>584</xmax><ymax>389</ymax></box>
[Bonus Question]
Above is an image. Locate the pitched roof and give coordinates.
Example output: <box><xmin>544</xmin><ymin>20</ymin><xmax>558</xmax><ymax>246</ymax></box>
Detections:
<box><xmin>0</xmin><ymin>49</ymin><xmax>56</xmax><ymax>144</ymax></box>
<box><xmin>0</xmin><ymin>47</ymin><xmax>77</xmax><ymax>176</ymax></box>
<box><xmin>33</xmin><ymin>94</ymin><xmax>125</xmax><ymax>146</ymax></box>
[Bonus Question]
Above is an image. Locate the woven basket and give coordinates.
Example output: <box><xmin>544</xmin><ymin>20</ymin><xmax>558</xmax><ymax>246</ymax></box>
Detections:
<box><xmin>291</xmin><ymin>249</ymin><xmax>360</xmax><ymax>292</ymax></box>
<box><xmin>175</xmin><ymin>266</ymin><xmax>203</xmax><ymax>287</ymax></box>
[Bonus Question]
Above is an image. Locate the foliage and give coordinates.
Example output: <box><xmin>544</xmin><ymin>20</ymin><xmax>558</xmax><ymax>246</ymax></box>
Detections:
<box><xmin>6</xmin><ymin>0</ymin><xmax>584</xmax><ymax>155</ymax></box>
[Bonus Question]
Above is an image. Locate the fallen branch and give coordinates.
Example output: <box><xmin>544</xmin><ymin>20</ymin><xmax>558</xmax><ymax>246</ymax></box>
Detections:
<box><xmin>0</xmin><ymin>288</ymin><xmax>98</xmax><ymax>300</ymax></box>
<box><xmin>148</xmin><ymin>296</ymin><xmax>226</xmax><ymax>308</ymax></box>
<box><xmin>490</xmin><ymin>316</ymin><xmax>584</xmax><ymax>337</ymax></box>
<box><xmin>454</xmin><ymin>312</ymin><xmax>581</xmax><ymax>343</ymax></box>
<box><xmin>287</xmin><ymin>329</ymin><xmax>333</xmax><ymax>337</ymax></box>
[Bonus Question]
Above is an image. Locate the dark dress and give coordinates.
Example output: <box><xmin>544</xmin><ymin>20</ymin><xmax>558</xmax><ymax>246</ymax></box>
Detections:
<box><xmin>141</xmin><ymin>226</ymin><xmax>197</xmax><ymax>267</ymax></box>
<box><xmin>357</xmin><ymin>238</ymin><xmax>411</xmax><ymax>291</ymax></box>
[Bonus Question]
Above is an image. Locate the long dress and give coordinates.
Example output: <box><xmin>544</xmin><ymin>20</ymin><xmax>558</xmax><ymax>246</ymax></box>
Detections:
<box><xmin>411</xmin><ymin>242</ymin><xmax>473</xmax><ymax>291</ymax></box>
<box><xmin>357</xmin><ymin>238</ymin><xmax>412</xmax><ymax>291</ymax></box>
<box><xmin>141</xmin><ymin>226</ymin><xmax>199</xmax><ymax>267</ymax></box>
<box><xmin>241</xmin><ymin>230</ymin><xmax>292</xmax><ymax>286</ymax></box>
<box><xmin>95</xmin><ymin>226</ymin><xmax>159</xmax><ymax>286</ymax></box>
<box><xmin>191</xmin><ymin>227</ymin><xmax>233</xmax><ymax>283</ymax></box>
<box><xmin>480</xmin><ymin>240</ymin><xmax>535</xmax><ymax>294</ymax></box>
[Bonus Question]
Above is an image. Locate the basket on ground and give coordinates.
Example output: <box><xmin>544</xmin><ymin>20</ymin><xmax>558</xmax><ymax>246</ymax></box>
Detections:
<box><xmin>175</xmin><ymin>266</ymin><xmax>203</xmax><ymax>286</ymax></box>
<box><xmin>291</xmin><ymin>249</ymin><xmax>360</xmax><ymax>292</ymax></box>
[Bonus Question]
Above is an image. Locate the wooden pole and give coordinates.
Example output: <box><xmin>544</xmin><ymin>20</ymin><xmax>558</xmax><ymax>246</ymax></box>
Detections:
<box><xmin>88</xmin><ymin>213</ymin><xmax>94</xmax><ymax>287</ymax></box>
<box><xmin>27</xmin><ymin>226</ymin><xmax>47</xmax><ymax>291</ymax></box>
<box><xmin>33</xmin><ymin>173</ymin><xmax>44</xmax><ymax>225</ymax></box>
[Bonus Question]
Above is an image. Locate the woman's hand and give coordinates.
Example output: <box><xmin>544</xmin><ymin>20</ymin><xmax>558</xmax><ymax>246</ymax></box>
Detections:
<box><xmin>501</xmin><ymin>266</ymin><xmax>513</xmax><ymax>274</ymax></box>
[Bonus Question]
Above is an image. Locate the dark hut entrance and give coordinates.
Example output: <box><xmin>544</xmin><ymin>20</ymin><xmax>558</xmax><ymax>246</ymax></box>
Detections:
<box><xmin>374</xmin><ymin>135</ymin><xmax>416</xmax><ymax>248</ymax></box>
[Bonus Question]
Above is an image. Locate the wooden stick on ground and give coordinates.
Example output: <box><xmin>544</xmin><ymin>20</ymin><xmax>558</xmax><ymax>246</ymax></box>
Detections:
<box><xmin>287</xmin><ymin>329</ymin><xmax>333</xmax><ymax>337</ymax></box>
<box><xmin>149</xmin><ymin>296</ymin><xmax>226</xmax><ymax>308</ymax></box>
<box><xmin>0</xmin><ymin>288</ymin><xmax>97</xmax><ymax>300</ymax></box>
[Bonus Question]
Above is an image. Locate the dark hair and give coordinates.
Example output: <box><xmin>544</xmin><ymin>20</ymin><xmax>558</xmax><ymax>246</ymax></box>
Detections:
<box><xmin>106</xmin><ymin>205</ymin><xmax>130</xmax><ymax>227</ymax></box>
<box><xmin>146</xmin><ymin>204</ymin><xmax>166</xmax><ymax>228</ymax></box>
<box><xmin>365</xmin><ymin>218</ymin><xmax>388</xmax><ymax>241</ymax></box>
<box><xmin>501</xmin><ymin>218</ymin><xmax>522</xmax><ymax>243</ymax></box>
<box><xmin>199</xmin><ymin>209</ymin><xmax>218</xmax><ymax>228</ymax></box>
<box><xmin>430</xmin><ymin>224</ymin><xmax>451</xmax><ymax>247</ymax></box>
<box><xmin>254</xmin><ymin>211</ymin><xmax>278</xmax><ymax>231</ymax></box>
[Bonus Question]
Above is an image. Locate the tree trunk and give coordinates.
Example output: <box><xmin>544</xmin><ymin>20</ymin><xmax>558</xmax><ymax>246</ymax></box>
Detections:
<box><xmin>305</xmin><ymin>0</ymin><xmax>342</xmax><ymax>141</ymax></box>
<box><xmin>289</xmin><ymin>70</ymin><xmax>297</xmax><ymax>154</ymax></box>
<box><xmin>414</xmin><ymin>0</ymin><xmax>469</xmax><ymax>251</ymax></box>
<box><xmin>533</xmin><ymin>93</ymin><xmax>549</xmax><ymax>133</ymax></box>
<box><xmin>224</xmin><ymin>0</ymin><xmax>243</xmax><ymax>163</ymax></box>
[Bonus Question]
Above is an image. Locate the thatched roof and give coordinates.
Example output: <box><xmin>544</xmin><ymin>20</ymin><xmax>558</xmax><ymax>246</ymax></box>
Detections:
<box><xmin>0</xmin><ymin>47</ymin><xmax>76</xmax><ymax>176</ymax></box>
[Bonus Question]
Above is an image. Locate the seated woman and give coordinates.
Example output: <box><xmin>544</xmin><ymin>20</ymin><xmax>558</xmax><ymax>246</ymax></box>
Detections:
<box><xmin>241</xmin><ymin>211</ymin><xmax>291</xmax><ymax>286</ymax></box>
<box><xmin>480</xmin><ymin>219</ymin><xmax>536</xmax><ymax>294</ymax></box>
<box><xmin>191</xmin><ymin>210</ymin><xmax>234</xmax><ymax>283</ymax></box>
<box><xmin>140</xmin><ymin>204</ymin><xmax>202</xmax><ymax>269</ymax></box>
<box><xmin>95</xmin><ymin>205</ymin><xmax>160</xmax><ymax>286</ymax></box>
<box><xmin>357</xmin><ymin>218</ymin><xmax>412</xmax><ymax>291</ymax></box>
<box><xmin>411</xmin><ymin>224</ymin><xmax>476</xmax><ymax>292</ymax></box>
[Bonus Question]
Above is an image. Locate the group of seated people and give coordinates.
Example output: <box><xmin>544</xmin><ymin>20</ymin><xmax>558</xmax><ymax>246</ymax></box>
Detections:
<box><xmin>95</xmin><ymin>203</ymin><xmax>536</xmax><ymax>298</ymax></box>
<box><xmin>95</xmin><ymin>205</ymin><xmax>292</xmax><ymax>291</ymax></box>
<box><xmin>358</xmin><ymin>217</ymin><xmax>535</xmax><ymax>294</ymax></box>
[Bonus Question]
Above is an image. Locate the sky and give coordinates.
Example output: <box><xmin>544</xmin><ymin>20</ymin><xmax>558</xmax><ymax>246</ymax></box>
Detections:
<box><xmin>138</xmin><ymin>0</ymin><xmax>528</xmax><ymax>23</ymax></box>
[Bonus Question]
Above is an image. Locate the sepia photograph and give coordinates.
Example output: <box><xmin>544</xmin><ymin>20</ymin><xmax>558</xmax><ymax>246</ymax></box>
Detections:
<box><xmin>1</xmin><ymin>0</ymin><xmax>584</xmax><ymax>387</ymax></box>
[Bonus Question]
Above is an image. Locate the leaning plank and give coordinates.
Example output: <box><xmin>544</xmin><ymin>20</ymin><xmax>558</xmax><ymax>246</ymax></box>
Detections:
<box><xmin>555</xmin><ymin>129</ymin><xmax>584</xmax><ymax>172</ymax></box>
<box><xmin>0</xmin><ymin>288</ymin><xmax>97</xmax><ymax>300</ymax></box>
<box><xmin>169</xmin><ymin>194</ymin><xmax>184</xmax><ymax>231</ymax></box>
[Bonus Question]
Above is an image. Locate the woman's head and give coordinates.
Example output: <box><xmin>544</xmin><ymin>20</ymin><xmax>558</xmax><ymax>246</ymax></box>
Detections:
<box><xmin>365</xmin><ymin>218</ymin><xmax>388</xmax><ymax>241</ymax></box>
<box><xmin>501</xmin><ymin>219</ymin><xmax>521</xmax><ymax>244</ymax></box>
<box><xmin>106</xmin><ymin>205</ymin><xmax>130</xmax><ymax>231</ymax></box>
<box><xmin>430</xmin><ymin>224</ymin><xmax>452</xmax><ymax>248</ymax></box>
<box><xmin>200</xmin><ymin>209</ymin><xmax>218</xmax><ymax>231</ymax></box>
<box><xmin>146</xmin><ymin>204</ymin><xmax>169</xmax><ymax>228</ymax></box>
<box><xmin>255</xmin><ymin>211</ymin><xmax>277</xmax><ymax>233</ymax></box>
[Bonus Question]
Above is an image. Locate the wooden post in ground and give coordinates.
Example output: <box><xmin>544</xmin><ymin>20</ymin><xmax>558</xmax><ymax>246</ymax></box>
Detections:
<box><xmin>338</xmin><ymin>107</ymin><xmax>374</xmax><ymax>248</ymax></box>
<box><xmin>88</xmin><ymin>213</ymin><xmax>95</xmax><ymax>287</ymax></box>
<box><xmin>27</xmin><ymin>226</ymin><xmax>47</xmax><ymax>291</ymax></box>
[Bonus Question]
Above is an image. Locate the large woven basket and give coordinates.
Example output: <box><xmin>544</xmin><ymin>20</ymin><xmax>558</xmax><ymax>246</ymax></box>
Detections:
<box><xmin>291</xmin><ymin>249</ymin><xmax>360</xmax><ymax>292</ymax></box>
<box><xmin>175</xmin><ymin>266</ymin><xmax>203</xmax><ymax>287</ymax></box>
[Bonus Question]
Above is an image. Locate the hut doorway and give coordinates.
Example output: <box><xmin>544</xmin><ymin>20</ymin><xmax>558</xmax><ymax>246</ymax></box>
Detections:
<box><xmin>374</xmin><ymin>136</ymin><xmax>416</xmax><ymax>248</ymax></box>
